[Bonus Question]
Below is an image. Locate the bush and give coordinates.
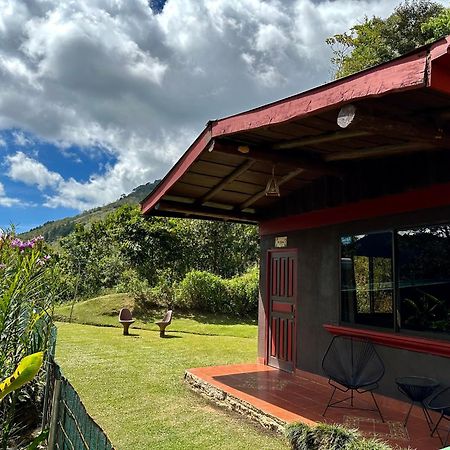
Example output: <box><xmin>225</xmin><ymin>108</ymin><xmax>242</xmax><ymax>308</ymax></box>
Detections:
<box><xmin>285</xmin><ymin>422</ymin><xmax>392</xmax><ymax>450</ymax></box>
<box><xmin>224</xmin><ymin>266</ymin><xmax>259</xmax><ymax>316</ymax></box>
<box><xmin>0</xmin><ymin>231</ymin><xmax>57</xmax><ymax>447</ymax></box>
<box><xmin>175</xmin><ymin>270</ymin><xmax>226</xmax><ymax>313</ymax></box>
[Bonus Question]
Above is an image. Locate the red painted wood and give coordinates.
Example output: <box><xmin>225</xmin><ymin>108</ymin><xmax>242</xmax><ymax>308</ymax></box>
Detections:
<box><xmin>272</xmin><ymin>302</ymin><xmax>292</xmax><ymax>313</ymax></box>
<box><xmin>211</xmin><ymin>52</ymin><xmax>427</xmax><ymax>137</ymax></box>
<box><xmin>323</xmin><ymin>324</ymin><xmax>450</xmax><ymax>358</ymax></box>
<box><xmin>268</xmin><ymin>250</ymin><xmax>297</xmax><ymax>372</ymax></box>
<box><xmin>260</xmin><ymin>181</ymin><xmax>450</xmax><ymax>236</ymax></box>
<box><xmin>272</xmin><ymin>259</ymin><xmax>277</xmax><ymax>296</ymax></box>
<box><xmin>271</xmin><ymin>318</ymin><xmax>277</xmax><ymax>356</ymax></box>
<box><xmin>288</xmin><ymin>259</ymin><xmax>294</xmax><ymax>297</ymax></box>
<box><xmin>430</xmin><ymin>58</ymin><xmax>450</xmax><ymax>95</ymax></box>
<box><xmin>288</xmin><ymin>321</ymin><xmax>293</xmax><ymax>361</ymax></box>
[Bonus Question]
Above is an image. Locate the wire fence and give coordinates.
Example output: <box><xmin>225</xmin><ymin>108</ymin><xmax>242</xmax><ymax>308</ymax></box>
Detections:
<box><xmin>42</xmin><ymin>327</ymin><xmax>115</xmax><ymax>450</ymax></box>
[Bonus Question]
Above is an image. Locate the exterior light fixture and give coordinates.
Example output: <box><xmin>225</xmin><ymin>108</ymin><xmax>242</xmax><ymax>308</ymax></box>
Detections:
<box><xmin>265</xmin><ymin>166</ymin><xmax>280</xmax><ymax>197</ymax></box>
<box><xmin>237</xmin><ymin>145</ymin><xmax>250</xmax><ymax>154</ymax></box>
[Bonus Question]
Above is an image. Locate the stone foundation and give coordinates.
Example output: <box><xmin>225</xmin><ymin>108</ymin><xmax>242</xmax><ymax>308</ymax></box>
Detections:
<box><xmin>184</xmin><ymin>370</ymin><xmax>286</xmax><ymax>433</ymax></box>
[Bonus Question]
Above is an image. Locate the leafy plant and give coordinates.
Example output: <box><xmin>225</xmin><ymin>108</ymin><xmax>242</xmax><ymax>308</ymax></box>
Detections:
<box><xmin>285</xmin><ymin>422</ymin><xmax>392</xmax><ymax>450</ymax></box>
<box><xmin>0</xmin><ymin>230</ymin><xmax>56</xmax><ymax>448</ymax></box>
<box><xmin>327</xmin><ymin>1</ymin><xmax>447</xmax><ymax>78</ymax></box>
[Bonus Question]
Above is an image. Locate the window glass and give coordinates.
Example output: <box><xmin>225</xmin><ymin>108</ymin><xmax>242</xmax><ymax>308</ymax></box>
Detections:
<box><xmin>341</xmin><ymin>233</ymin><xmax>393</xmax><ymax>328</ymax></box>
<box><xmin>398</xmin><ymin>225</ymin><xmax>450</xmax><ymax>333</ymax></box>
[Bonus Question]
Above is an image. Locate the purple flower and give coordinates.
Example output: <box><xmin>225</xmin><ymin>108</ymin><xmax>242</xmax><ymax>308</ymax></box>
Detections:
<box><xmin>0</xmin><ymin>263</ymin><xmax>6</xmax><ymax>270</ymax></box>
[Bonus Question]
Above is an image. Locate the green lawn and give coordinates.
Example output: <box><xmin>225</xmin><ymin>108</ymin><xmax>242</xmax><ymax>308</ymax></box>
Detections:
<box><xmin>56</xmin><ymin>321</ymin><xmax>287</xmax><ymax>450</ymax></box>
<box><xmin>55</xmin><ymin>293</ymin><xmax>257</xmax><ymax>338</ymax></box>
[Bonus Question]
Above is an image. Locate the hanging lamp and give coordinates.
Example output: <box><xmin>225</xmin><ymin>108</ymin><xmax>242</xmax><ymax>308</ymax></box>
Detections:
<box><xmin>265</xmin><ymin>166</ymin><xmax>280</xmax><ymax>197</ymax></box>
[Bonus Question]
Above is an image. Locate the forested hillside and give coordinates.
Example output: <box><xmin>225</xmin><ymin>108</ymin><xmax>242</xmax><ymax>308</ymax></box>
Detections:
<box><xmin>21</xmin><ymin>180</ymin><xmax>160</xmax><ymax>242</ymax></box>
<box><xmin>54</xmin><ymin>204</ymin><xmax>260</xmax><ymax>316</ymax></box>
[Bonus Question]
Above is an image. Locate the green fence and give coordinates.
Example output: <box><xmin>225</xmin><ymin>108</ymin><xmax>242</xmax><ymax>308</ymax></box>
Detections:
<box><xmin>43</xmin><ymin>328</ymin><xmax>115</xmax><ymax>450</ymax></box>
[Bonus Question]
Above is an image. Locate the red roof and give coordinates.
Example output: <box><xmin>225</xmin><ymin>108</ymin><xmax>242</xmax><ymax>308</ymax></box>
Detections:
<box><xmin>141</xmin><ymin>36</ymin><xmax>450</xmax><ymax>222</ymax></box>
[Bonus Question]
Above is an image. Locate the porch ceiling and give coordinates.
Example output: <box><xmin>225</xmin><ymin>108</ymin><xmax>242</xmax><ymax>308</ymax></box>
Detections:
<box><xmin>141</xmin><ymin>36</ymin><xmax>450</xmax><ymax>224</ymax></box>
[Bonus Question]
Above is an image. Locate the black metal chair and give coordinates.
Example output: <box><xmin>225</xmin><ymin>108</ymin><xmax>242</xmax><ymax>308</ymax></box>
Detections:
<box><xmin>426</xmin><ymin>386</ymin><xmax>450</xmax><ymax>446</ymax></box>
<box><xmin>322</xmin><ymin>335</ymin><xmax>385</xmax><ymax>421</ymax></box>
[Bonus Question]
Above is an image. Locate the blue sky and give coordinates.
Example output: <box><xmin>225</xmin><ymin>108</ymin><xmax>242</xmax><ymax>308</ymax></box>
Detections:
<box><xmin>0</xmin><ymin>0</ymin><xmax>424</xmax><ymax>233</ymax></box>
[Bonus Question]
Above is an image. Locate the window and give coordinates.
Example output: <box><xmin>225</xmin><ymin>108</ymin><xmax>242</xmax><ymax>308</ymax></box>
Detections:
<box><xmin>398</xmin><ymin>225</ymin><xmax>450</xmax><ymax>333</ymax></box>
<box><xmin>341</xmin><ymin>233</ymin><xmax>393</xmax><ymax>328</ymax></box>
<box><xmin>341</xmin><ymin>224</ymin><xmax>450</xmax><ymax>336</ymax></box>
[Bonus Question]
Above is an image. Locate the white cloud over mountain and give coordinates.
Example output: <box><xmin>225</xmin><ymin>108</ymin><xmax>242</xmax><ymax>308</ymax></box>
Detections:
<box><xmin>0</xmin><ymin>0</ymin><xmax>414</xmax><ymax>210</ymax></box>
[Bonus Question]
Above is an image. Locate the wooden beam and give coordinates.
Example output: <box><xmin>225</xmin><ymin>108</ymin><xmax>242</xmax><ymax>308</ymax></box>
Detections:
<box><xmin>324</xmin><ymin>142</ymin><xmax>436</xmax><ymax>162</ymax></box>
<box><xmin>337</xmin><ymin>104</ymin><xmax>446</xmax><ymax>143</ymax></box>
<box><xmin>240</xmin><ymin>168</ymin><xmax>304</xmax><ymax>210</ymax></box>
<box><xmin>155</xmin><ymin>200</ymin><xmax>258</xmax><ymax>223</ymax></box>
<box><xmin>199</xmin><ymin>159</ymin><xmax>256</xmax><ymax>204</ymax></box>
<box><xmin>272</xmin><ymin>129</ymin><xmax>371</xmax><ymax>150</ymax></box>
<box><xmin>211</xmin><ymin>140</ymin><xmax>342</xmax><ymax>176</ymax></box>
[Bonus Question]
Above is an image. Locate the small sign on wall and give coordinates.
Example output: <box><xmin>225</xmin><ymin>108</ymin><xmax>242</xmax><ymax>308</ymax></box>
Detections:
<box><xmin>275</xmin><ymin>236</ymin><xmax>288</xmax><ymax>248</ymax></box>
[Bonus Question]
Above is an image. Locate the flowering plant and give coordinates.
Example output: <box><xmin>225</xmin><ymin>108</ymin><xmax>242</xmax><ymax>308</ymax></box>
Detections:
<box><xmin>0</xmin><ymin>230</ymin><xmax>56</xmax><ymax>448</ymax></box>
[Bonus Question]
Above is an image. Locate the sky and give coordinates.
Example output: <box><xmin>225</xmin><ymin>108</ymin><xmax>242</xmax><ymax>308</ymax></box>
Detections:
<box><xmin>0</xmin><ymin>0</ymin><xmax>433</xmax><ymax>232</ymax></box>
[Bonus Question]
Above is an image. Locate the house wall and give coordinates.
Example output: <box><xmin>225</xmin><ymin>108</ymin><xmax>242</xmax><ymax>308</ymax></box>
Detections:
<box><xmin>259</xmin><ymin>204</ymin><xmax>450</xmax><ymax>400</ymax></box>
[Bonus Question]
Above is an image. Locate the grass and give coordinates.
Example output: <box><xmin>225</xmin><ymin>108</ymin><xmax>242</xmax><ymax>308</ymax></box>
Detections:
<box><xmin>55</xmin><ymin>295</ymin><xmax>286</xmax><ymax>449</ymax></box>
<box><xmin>55</xmin><ymin>293</ymin><xmax>257</xmax><ymax>338</ymax></box>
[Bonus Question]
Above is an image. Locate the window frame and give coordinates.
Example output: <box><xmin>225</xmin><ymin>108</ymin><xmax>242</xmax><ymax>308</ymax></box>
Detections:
<box><xmin>339</xmin><ymin>223</ymin><xmax>450</xmax><ymax>341</ymax></box>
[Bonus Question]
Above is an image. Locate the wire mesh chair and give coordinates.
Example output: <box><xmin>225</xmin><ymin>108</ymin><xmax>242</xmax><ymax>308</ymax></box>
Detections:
<box><xmin>426</xmin><ymin>386</ymin><xmax>450</xmax><ymax>446</ymax></box>
<box><xmin>322</xmin><ymin>335</ymin><xmax>385</xmax><ymax>421</ymax></box>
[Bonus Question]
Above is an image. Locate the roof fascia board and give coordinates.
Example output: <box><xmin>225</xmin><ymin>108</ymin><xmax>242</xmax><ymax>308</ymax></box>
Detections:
<box><xmin>211</xmin><ymin>51</ymin><xmax>428</xmax><ymax>138</ymax></box>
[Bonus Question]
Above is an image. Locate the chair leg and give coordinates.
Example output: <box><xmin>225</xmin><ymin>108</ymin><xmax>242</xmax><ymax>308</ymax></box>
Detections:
<box><xmin>421</xmin><ymin>403</ymin><xmax>434</xmax><ymax>431</ymax></box>
<box><xmin>431</xmin><ymin>412</ymin><xmax>444</xmax><ymax>441</ymax></box>
<box><xmin>122</xmin><ymin>323</ymin><xmax>130</xmax><ymax>336</ymax></box>
<box><xmin>370</xmin><ymin>391</ymin><xmax>384</xmax><ymax>423</ymax></box>
<box><xmin>403</xmin><ymin>400</ymin><xmax>414</xmax><ymax>427</ymax></box>
<box><xmin>160</xmin><ymin>329</ymin><xmax>165</xmax><ymax>338</ymax></box>
<box><xmin>323</xmin><ymin>386</ymin><xmax>337</xmax><ymax>417</ymax></box>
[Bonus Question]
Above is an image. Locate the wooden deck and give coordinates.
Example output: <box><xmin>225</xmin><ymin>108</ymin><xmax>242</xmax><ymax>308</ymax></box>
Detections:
<box><xmin>186</xmin><ymin>364</ymin><xmax>447</xmax><ymax>450</ymax></box>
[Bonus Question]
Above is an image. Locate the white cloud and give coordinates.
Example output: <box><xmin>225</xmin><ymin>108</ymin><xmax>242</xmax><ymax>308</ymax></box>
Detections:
<box><xmin>6</xmin><ymin>151</ymin><xmax>63</xmax><ymax>190</ymax></box>
<box><xmin>0</xmin><ymin>137</ymin><xmax>6</xmax><ymax>147</ymax></box>
<box><xmin>0</xmin><ymin>0</ymin><xmax>442</xmax><ymax>210</ymax></box>
<box><xmin>12</xmin><ymin>131</ymin><xmax>33</xmax><ymax>146</ymax></box>
<box><xmin>0</xmin><ymin>181</ymin><xmax>21</xmax><ymax>207</ymax></box>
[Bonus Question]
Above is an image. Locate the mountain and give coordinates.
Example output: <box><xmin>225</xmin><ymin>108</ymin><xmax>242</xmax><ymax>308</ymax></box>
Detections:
<box><xmin>21</xmin><ymin>180</ymin><xmax>161</xmax><ymax>243</ymax></box>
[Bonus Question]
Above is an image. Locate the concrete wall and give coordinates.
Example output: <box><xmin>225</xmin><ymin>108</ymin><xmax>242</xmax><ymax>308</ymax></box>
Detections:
<box><xmin>259</xmin><ymin>204</ymin><xmax>450</xmax><ymax>399</ymax></box>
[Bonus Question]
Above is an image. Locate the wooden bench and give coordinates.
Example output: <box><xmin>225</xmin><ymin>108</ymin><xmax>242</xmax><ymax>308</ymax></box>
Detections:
<box><xmin>118</xmin><ymin>308</ymin><xmax>135</xmax><ymax>335</ymax></box>
<box><xmin>156</xmin><ymin>310</ymin><xmax>172</xmax><ymax>338</ymax></box>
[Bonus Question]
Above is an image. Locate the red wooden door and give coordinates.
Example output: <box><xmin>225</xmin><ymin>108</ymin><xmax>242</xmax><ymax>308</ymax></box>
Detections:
<box><xmin>267</xmin><ymin>250</ymin><xmax>297</xmax><ymax>372</ymax></box>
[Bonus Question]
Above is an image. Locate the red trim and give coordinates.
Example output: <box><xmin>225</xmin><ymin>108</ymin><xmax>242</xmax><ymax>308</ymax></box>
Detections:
<box><xmin>211</xmin><ymin>52</ymin><xmax>427</xmax><ymax>137</ymax></box>
<box><xmin>260</xmin><ymin>181</ymin><xmax>450</xmax><ymax>236</ymax></box>
<box><xmin>323</xmin><ymin>324</ymin><xmax>450</xmax><ymax>358</ymax></box>
<box><xmin>272</xmin><ymin>302</ymin><xmax>292</xmax><ymax>313</ymax></box>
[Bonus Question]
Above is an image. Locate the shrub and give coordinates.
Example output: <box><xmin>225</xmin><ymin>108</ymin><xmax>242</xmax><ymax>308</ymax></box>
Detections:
<box><xmin>0</xmin><ymin>231</ymin><xmax>57</xmax><ymax>447</ymax></box>
<box><xmin>224</xmin><ymin>266</ymin><xmax>259</xmax><ymax>316</ymax></box>
<box><xmin>175</xmin><ymin>270</ymin><xmax>226</xmax><ymax>313</ymax></box>
<box><xmin>285</xmin><ymin>422</ymin><xmax>392</xmax><ymax>450</ymax></box>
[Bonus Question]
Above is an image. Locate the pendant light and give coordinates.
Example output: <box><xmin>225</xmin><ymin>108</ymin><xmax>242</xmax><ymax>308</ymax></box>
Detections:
<box><xmin>265</xmin><ymin>166</ymin><xmax>280</xmax><ymax>197</ymax></box>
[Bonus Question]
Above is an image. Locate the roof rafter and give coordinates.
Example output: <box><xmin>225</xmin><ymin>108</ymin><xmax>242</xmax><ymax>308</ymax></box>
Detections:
<box><xmin>198</xmin><ymin>159</ymin><xmax>256</xmax><ymax>204</ymax></box>
<box><xmin>211</xmin><ymin>140</ymin><xmax>342</xmax><ymax>176</ymax></box>
<box><xmin>240</xmin><ymin>168</ymin><xmax>304</xmax><ymax>210</ymax></box>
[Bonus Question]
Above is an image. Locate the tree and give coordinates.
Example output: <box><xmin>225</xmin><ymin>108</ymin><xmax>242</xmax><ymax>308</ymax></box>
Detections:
<box><xmin>327</xmin><ymin>0</ymin><xmax>450</xmax><ymax>79</ymax></box>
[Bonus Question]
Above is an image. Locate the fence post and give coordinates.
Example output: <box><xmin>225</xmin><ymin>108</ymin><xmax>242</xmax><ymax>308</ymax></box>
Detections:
<box><xmin>42</xmin><ymin>326</ymin><xmax>58</xmax><ymax>429</ymax></box>
<box><xmin>47</xmin><ymin>379</ymin><xmax>62</xmax><ymax>450</ymax></box>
